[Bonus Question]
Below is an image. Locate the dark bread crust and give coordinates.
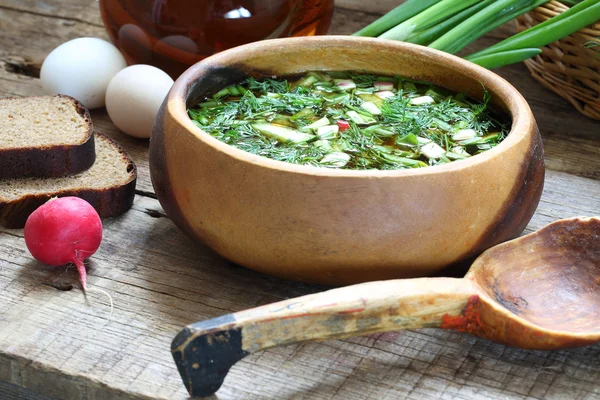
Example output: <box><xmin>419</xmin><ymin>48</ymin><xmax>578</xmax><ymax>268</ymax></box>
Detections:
<box><xmin>0</xmin><ymin>133</ymin><xmax>137</xmax><ymax>228</ymax></box>
<box><xmin>0</xmin><ymin>95</ymin><xmax>96</xmax><ymax>179</ymax></box>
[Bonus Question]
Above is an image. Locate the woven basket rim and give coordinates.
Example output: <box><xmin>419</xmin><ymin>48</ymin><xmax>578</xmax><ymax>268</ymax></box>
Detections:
<box><xmin>515</xmin><ymin>0</ymin><xmax>600</xmax><ymax>120</ymax></box>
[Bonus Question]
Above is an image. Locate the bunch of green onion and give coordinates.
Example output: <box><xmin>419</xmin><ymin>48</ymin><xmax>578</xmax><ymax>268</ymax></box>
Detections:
<box><xmin>353</xmin><ymin>0</ymin><xmax>600</xmax><ymax>69</ymax></box>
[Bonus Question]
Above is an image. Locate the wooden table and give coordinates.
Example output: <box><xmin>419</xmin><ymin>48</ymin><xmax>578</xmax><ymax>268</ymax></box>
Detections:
<box><xmin>1</xmin><ymin>1</ymin><xmax>599</xmax><ymax>399</ymax></box>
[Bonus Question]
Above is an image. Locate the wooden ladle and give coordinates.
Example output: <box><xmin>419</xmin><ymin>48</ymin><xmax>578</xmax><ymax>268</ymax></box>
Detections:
<box><xmin>172</xmin><ymin>217</ymin><xmax>600</xmax><ymax>397</ymax></box>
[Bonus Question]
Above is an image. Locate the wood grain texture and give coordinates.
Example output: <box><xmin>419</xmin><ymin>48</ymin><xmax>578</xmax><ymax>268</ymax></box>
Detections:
<box><xmin>1</xmin><ymin>0</ymin><xmax>600</xmax><ymax>399</ymax></box>
<box><xmin>2</xmin><ymin>172</ymin><xmax>600</xmax><ymax>400</ymax></box>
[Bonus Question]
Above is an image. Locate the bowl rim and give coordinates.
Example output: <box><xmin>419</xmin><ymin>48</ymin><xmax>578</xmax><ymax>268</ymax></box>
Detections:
<box><xmin>165</xmin><ymin>36</ymin><xmax>535</xmax><ymax>178</ymax></box>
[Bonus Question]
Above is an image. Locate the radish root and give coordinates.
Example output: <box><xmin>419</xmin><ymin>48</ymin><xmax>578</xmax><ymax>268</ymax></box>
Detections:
<box><xmin>73</xmin><ymin>258</ymin><xmax>88</xmax><ymax>292</ymax></box>
<box><xmin>85</xmin><ymin>286</ymin><xmax>114</xmax><ymax>324</ymax></box>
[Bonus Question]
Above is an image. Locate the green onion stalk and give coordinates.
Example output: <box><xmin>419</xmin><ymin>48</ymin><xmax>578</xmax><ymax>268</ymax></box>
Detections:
<box><xmin>379</xmin><ymin>0</ymin><xmax>482</xmax><ymax>41</ymax></box>
<box><xmin>353</xmin><ymin>0</ymin><xmax>443</xmax><ymax>37</ymax></box>
<box><xmin>405</xmin><ymin>0</ymin><xmax>496</xmax><ymax>46</ymax></box>
<box><xmin>354</xmin><ymin>0</ymin><xmax>600</xmax><ymax>69</ymax></box>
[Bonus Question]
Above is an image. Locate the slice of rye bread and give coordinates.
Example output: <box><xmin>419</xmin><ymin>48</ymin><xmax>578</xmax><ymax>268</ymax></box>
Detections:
<box><xmin>0</xmin><ymin>95</ymin><xmax>95</xmax><ymax>179</ymax></box>
<box><xmin>0</xmin><ymin>133</ymin><xmax>136</xmax><ymax>228</ymax></box>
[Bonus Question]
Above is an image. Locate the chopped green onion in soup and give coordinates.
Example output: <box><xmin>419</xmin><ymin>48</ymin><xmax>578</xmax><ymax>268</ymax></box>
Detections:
<box><xmin>187</xmin><ymin>71</ymin><xmax>509</xmax><ymax>170</ymax></box>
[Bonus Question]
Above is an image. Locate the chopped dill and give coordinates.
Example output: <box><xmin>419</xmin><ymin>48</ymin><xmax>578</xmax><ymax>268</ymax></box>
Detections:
<box><xmin>188</xmin><ymin>71</ymin><xmax>509</xmax><ymax>170</ymax></box>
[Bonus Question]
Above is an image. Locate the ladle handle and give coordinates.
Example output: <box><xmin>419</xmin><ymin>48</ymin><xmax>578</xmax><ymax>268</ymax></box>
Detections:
<box><xmin>172</xmin><ymin>277</ymin><xmax>476</xmax><ymax>397</ymax></box>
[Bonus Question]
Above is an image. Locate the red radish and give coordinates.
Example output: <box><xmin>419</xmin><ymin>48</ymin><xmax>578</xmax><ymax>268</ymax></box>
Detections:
<box><xmin>24</xmin><ymin>197</ymin><xmax>102</xmax><ymax>292</ymax></box>
<box><xmin>337</xmin><ymin>120</ymin><xmax>350</xmax><ymax>132</ymax></box>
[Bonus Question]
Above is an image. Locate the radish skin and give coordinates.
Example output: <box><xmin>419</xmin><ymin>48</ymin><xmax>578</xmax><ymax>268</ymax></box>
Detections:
<box><xmin>24</xmin><ymin>197</ymin><xmax>102</xmax><ymax>292</ymax></box>
<box><xmin>337</xmin><ymin>120</ymin><xmax>350</xmax><ymax>132</ymax></box>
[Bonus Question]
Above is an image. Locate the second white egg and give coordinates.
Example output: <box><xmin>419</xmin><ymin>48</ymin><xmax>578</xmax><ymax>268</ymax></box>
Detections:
<box><xmin>105</xmin><ymin>65</ymin><xmax>174</xmax><ymax>139</ymax></box>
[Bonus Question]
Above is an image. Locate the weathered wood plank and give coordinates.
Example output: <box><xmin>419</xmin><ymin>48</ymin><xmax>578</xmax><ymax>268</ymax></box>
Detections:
<box><xmin>1</xmin><ymin>1</ymin><xmax>600</xmax><ymax>399</ymax></box>
<box><xmin>1</xmin><ymin>171</ymin><xmax>600</xmax><ymax>400</ymax></box>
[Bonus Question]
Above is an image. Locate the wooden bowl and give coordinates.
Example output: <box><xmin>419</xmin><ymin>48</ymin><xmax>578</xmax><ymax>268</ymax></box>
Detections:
<box><xmin>150</xmin><ymin>36</ymin><xmax>545</xmax><ymax>285</ymax></box>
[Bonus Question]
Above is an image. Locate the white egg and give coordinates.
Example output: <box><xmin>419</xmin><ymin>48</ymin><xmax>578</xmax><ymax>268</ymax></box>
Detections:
<box><xmin>40</xmin><ymin>37</ymin><xmax>127</xmax><ymax>109</ymax></box>
<box><xmin>105</xmin><ymin>65</ymin><xmax>174</xmax><ymax>139</ymax></box>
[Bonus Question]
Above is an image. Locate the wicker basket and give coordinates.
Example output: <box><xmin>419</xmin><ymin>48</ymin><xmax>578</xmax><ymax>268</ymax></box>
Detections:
<box><xmin>515</xmin><ymin>1</ymin><xmax>600</xmax><ymax>120</ymax></box>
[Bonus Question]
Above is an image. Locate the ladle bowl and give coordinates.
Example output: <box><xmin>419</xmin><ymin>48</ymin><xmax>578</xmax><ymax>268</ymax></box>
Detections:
<box><xmin>171</xmin><ymin>217</ymin><xmax>600</xmax><ymax>397</ymax></box>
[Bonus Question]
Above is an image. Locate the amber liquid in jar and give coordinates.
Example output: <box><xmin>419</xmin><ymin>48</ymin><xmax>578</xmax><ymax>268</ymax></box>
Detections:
<box><xmin>100</xmin><ymin>0</ymin><xmax>334</xmax><ymax>79</ymax></box>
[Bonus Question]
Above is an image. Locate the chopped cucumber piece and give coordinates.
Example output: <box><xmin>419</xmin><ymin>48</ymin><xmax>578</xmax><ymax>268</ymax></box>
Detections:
<box><xmin>432</xmin><ymin>118</ymin><xmax>452</xmax><ymax>132</ymax></box>
<box><xmin>315</xmin><ymin>82</ymin><xmax>334</xmax><ymax>92</ymax></box>
<box><xmin>363</xmin><ymin>125</ymin><xmax>395</xmax><ymax>137</ymax></box>
<box><xmin>271</xmin><ymin>115</ymin><xmax>294</xmax><ymax>127</ymax></box>
<box><xmin>296</xmin><ymin>75</ymin><xmax>319</xmax><ymax>88</ymax></box>
<box><xmin>397</xmin><ymin>133</ymin><xmax>419</xmax><ymax>146</ymax></box>
<box><xmin>376</xmin><ymin>90</ymin><xmax>395</xmax><ymax>99</ymax></box>
<box><xmin>420</xmin><ymin>142</ymin><xmax>446</xmax><ymax>159</ymax></box>
<box><xmin>460</xmin><ymin>132</ymin><xmax>502</xmax><ymax>145</ymax></box>
<box><xmin>320</xmin><ymin>152</ymin><xmax>351</xmax><ymax>167</ymax></box>
<box><xmin>292</xmin><ymin>108</ymin><xmax>314</xmax><ymax>119</ymax></box>
<box><xmin>452</xmin><ymin>129</ymin><xmax>477</xmax><ymax>141</ymax></box>
<box><xmin>314</xmin><ymin>140</ymin><xmax>333</xmax><ymax>152</ymax></box>
<box><xmin>321</xmin><ymin>92</ymin><xmax>350</xmax><ymax>103</ymax></box>
<box><xmin>317</xmin><ymin>125</ymin><xmax>340</xmax><ymax>139</ymax></box>
<box><xmin>333</xmin><ymin>139</ymin><xmax>353</xmax><ymax>152</ymax></box>
<box><xmin>306</xmin><ymin>116</ymin><xmax>330</xmax><ymax>130</ymax></box>
<box><xmin>307</xmin><ymin>71</ymin><xmax>332</xmax><ymax>82</ymax></box>
<box><xmin>380</xmin><ymin>153</ymin><xmax>427</xmax><ymax>168</ymax></box>
<box><xmin>360</xmin><ymin>101</ymin><xmax>382</xmax><ymax>115</ymax></box>
<box><xmin>410</xmin><ymin>95</ymin><xmax>436</xmax><ymax>105</ymax></box>
<box><xmin>252</xmin><ymin>123</ymin><xmax>315</xmax><ymax>144</ymax></box>
<box><xmin>355</xmin><ymin>88</ymin><xmax>376</xmax><ymax>95</ymax></box>
<box><xmin>346</xmin><ymin>110</ymin><xmax>377</xmax><ymax>125</ymax></box>
<box><xmin>374</xmin><ymin>81</ymin><xmax>394</xmax><ymax>91</ymax></box>
<box><xmin>451</xmin><ymin>146</ymin><xmax>471</xmax><ymax>156</ymax></box>
<box><xmin>358</xmin><ymin>93</ymin><xmax>384</xmax><ymax>106</ymax></box>
<box><xmin>446</xmin><ymin>151</ymin><xmax>470</xmax><ymax>160</ymax></box>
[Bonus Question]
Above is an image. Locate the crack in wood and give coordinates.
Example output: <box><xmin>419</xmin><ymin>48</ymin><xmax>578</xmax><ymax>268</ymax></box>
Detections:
<box><xmin>0</xmin><ymin>230</ymin><xmax>24</xmax><ymax>239</ymax></box>
<box><xmin>42</xmin><ymin>281</ymin><xmax>74</xmax><ymax>291</ymax></box>
<box><xmin>134</xmin><ymin>189</ymin><xmax>157</xmax><ymax>199</ymax></box>
<box><xmin>143</xmin><ymin>209</ymin><xmax>166</xmax><ymax>219</ymax></box>
<box><xmin>95</xmin><ymin>273</ymin><xmax>237</xmax><ymax>314</ymax></box>
<box><xmin>2</xmin><ymin>56</ymin><xmax>40</xmax><ymax>78</ymax></box>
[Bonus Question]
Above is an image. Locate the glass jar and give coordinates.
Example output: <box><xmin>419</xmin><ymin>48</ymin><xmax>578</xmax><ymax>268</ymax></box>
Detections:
<box><xmin>100</xmin><ymin>0</ymin><xmax>335</xmax><ymax>79</ymax></box>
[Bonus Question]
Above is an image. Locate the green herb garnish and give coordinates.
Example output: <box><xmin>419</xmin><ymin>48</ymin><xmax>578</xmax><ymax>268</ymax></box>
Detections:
<box><xmin>188</xmin><ymin>71</ymin><xmax>508</xmax><ymax>170</ymax></box>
